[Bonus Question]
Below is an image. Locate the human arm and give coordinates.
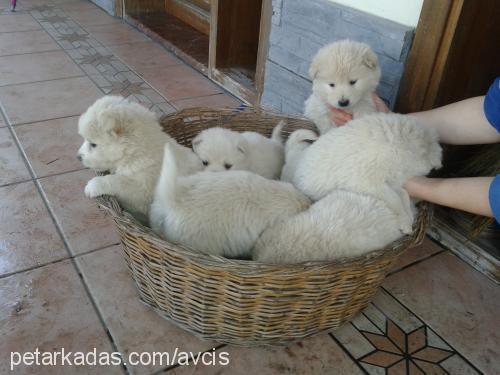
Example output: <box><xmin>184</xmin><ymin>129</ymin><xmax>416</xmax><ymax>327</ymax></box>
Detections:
<box><xmin>409</xmin><ymin>96</ymin><xmax>500</xmax><ymax>145</ymax></box>
<box><xmin>404</xmin><ymin>176</ymin><xmax>495</xmax><ymax>217</ymax></box>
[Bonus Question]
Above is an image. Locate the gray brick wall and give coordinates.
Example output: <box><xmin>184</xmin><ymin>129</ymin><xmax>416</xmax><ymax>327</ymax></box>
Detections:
<box><xmin>261</xmin><ymin>0</ymin><xmax>415</xmax><ymax>115</ymax></box>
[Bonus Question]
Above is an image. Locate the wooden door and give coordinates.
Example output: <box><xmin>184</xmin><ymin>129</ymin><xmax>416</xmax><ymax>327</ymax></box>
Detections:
<box><xmin>165</xmin><ymin>0</ymin><xmax>211</xmax><ymax>35</ymax></box>
<box><xmin>396</xmin><ymin>0</ymin><xmax>500</xmax><ymax>112</ymax></box>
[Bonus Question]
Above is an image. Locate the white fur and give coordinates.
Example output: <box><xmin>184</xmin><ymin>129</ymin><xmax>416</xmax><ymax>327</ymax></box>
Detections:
<box><xmin>280</xmin><ymin>129</ymin><xmax>318</xmax><ymax>183</ymax></box>
<box><xmin>150</xmin><ymin>143</ymin><xmax>310</xmax><ymax>258</ymax></box>
<box><xmin>192</xmin><ymin>121</ymin><xmax>285</xmax><ymax>179</ymax></box>
<box><xmin>304</xmin><ymin>40</ymin><xmax>381</xmax><ymax>134</ymax></box>
<box><xmin>293</xmin><ymin>113</ymin><xmax>442</xmax><ymax>233</ymax></box>
<box><xmin>253</xmin><ymin>190</ymin><xmax>404</xmax><ymax>264</ymax></box>
<box><xmin>78</xmin><ymin>96</ymin><xmax>201</xmax><ymax>224</ymax></box>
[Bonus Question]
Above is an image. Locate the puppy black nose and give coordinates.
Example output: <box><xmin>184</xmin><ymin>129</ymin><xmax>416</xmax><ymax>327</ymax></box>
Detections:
<box><xmin>338</xmin><ymin>99</ymin><xmax>350</xmax><ymax>107</ymax></box>
<box><xmin>77</xmin><ymin>155</ymin><xmax>82</xmax><ymax>162</ymax></box>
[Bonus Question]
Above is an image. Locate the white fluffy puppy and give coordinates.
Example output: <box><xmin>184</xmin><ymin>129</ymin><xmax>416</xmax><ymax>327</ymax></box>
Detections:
<box><xmin>78</xmin><ymin>96</ymin><xmax>201</xmax><ymax>224</ymax></box>
<box><xmin>253</xmin><ymin>190</ymin><xmax>404</xmax><ymax>264</ymax></box>
<box><xmin>192</xmin><ymin>121</ymin><xmax>285</xmax><ymax>179</ymax></box>
<box><xmin>293</xmin><ymin>113</ymin><xmax>442</xmax><ymax>233</ymax></box>
<box><xmin>150</xmin><ymin>143</ymin><xmax>310</xmax><ymax>258</ymax></box>
<box><xmin>304</xmin><ymin>40</ymin><xmax>381</xmax><ymax>134</ymax></box>
<box><xmin>280</xmin><ymin>129</ymin><xmax>318</xmax><ymax>183</ymax></box>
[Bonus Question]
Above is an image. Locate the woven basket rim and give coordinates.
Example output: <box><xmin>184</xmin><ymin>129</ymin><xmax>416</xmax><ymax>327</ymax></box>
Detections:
<box><xmin>95</xmin><ymin>105</ymin><xmax>430</xmax><ymax>272</ymax></box>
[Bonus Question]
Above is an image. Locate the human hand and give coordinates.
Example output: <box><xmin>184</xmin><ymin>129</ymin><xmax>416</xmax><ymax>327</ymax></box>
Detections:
<box><xmin>329</xmin><ymin>107</ymin><xmax>353</xmax><ymax>126</ymax></box>
<box><xmin>329</xmin><ymin>93</ymin><xmax>390</xmax><ymax>126</ymax></box>
<box><xmin>372</xmin><ymin>93</ymin><xmax>390</xmax><ymax>113</ymax></box>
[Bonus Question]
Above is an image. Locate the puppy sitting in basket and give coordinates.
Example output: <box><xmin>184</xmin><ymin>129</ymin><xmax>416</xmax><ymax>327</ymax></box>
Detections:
<box><xmin>78</xmin><ymin>96</ymin><xmax>201</xmax><ymax>224</ymax></box>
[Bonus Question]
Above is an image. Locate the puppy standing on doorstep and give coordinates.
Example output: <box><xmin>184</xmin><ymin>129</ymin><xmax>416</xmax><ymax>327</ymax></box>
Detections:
<box><xmin>150</xmin><ymin>143</ymin><xmax>310</xmax><ymax>258</ymax></box>
<box><xmin>304</xmin><ymin>39</ymin><xmax>381</xmax><ymax>134</ymax></box>
<box><xmin>192</xmin><ymin>121</ymin><xmax>285</xmax><ymax>179</ymax></box>
<box><xmin>78</xmin><ymin>96</ymin><xmax>201</xmax><ymax>224</ymax></box>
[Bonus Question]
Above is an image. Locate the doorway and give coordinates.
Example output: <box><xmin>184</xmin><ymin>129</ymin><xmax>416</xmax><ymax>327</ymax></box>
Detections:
<box><xmin>396</xmin><ymin>0</ymin><xmax>500</xmax><ymax>282</ymax></box>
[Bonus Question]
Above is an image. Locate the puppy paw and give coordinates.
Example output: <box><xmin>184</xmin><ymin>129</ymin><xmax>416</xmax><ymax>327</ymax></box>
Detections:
<box><xmin>84</xmin><ymin>177</ymin><xmax>109</xmax><ymax>198</ymax></box>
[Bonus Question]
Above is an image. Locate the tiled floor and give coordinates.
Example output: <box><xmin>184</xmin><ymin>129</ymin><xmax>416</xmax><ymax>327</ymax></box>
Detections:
<box><xmin>0</xmin><ymin>1</ymin><xmax>498</xmax><ymax>374</ymax></box>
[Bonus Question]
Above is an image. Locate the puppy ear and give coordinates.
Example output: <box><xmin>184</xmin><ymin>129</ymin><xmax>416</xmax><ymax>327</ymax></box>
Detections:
<box><xmin>237</xmin><ymin>139</ymin><xmax>247</xmax><ymax>154</ymax></box>
<box><xmin>308</xmin><ymin>58</ymin><xmax>320</xmax><ymax>80</ymax></box>
<box><xmin>192</xmin><ymin>135</ymin><xmax>202</xmax><ymax>151</ymax></box>
<box><xmin>98</xmin><ymin>109</ymin><xmax>127</xmax><ymax>137</ymax></box>
<box><xmin>362</xmin><ymin>49</ymin><xmax>378</xmax><ymax>70</ymax></box>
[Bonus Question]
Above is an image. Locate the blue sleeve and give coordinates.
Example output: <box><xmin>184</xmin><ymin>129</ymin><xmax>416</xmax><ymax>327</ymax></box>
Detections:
<box><xmin>490</xmin><ymin>175</ymin><xmax>500</xmax><ymax>223</ymax></box>
<box><xmin>484</xmin><ymin>77</ymin><xmax>500</xmax><ymax>132</ymax></box>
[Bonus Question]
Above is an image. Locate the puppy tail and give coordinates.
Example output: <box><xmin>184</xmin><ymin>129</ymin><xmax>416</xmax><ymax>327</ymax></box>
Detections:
<box><xmin>271</xmin><ymin>120</ymin><xmax>286</xmax><ymax>145</ymax></box>
<box><xmin>156</xmin><ymin>143</ymin><xmax>178</xmax><ymax>207</ymax></box>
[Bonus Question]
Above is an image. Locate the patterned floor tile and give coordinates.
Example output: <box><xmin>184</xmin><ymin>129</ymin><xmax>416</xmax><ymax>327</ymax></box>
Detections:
<box><xmin>0</xmin><ymin>76</ymin><xmax>102</xmax><ymax>124</ymax></box>
<box><xmin>15</xmin><ymin>116</ymin><xmax>85</xmax><ymax>178</ymax></box>
<box><xmin>384</xmin><ymin>252</ymin><xmax>499</xmax><ymax>374</ymax></box>
<box><xmin>0</xmin><ymin>260</ymin><xmax>124</xmax><ymax>374</ymax></box>
<box><xmin>66</xmin><ymin>45</ymin><xmax>129</xmax><ymax>76</ymax></box>
<box><xmin>0</xmin><ymin>30</ymin><xmax>60</xmax><ymax>57</ymax></box>
<box><xmin>0</xmin><ymin>50</ymin><xmax>83</xmax><ymax>86</ymax></box>
<box><xmin>88</xmin><ymin>70</ymin><xmax>175</xmax><ymax>115</ymax></box>
<box><xmin>39</xmin><ymin>169</ymin><xmax>120</xmax><ymax>255</ymax></box>
<box><xmin>0</xmin><ymin>127</ymin><xmax>31</xmax><ymax>185</ymax></box>
<box><xmin>0</xmin><ymin>181</ymin><xmax>67</xmax><ymax>276</ymax></box>
<box><xmin>76</xmin><ymin>245</ymin><xmax>217</xmax><ymax>375</ymax></box>
<box><xmin>332</xmin><ymin>289</ymin><xmax>481</xmax><ymax>374</ymax></box>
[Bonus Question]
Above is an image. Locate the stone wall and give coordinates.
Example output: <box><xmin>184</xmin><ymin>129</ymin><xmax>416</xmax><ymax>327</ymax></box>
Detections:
<box><xmin>261</xmin><ymin>0</ymin><xmax>415</xmax><ymax>115</ymax></box>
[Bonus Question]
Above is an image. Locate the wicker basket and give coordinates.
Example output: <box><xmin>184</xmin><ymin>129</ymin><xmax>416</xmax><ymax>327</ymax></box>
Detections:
<box><xmin>96</xmin><ymin>107</ymin><xmax>430</xmax><ymax>346</ymax></box>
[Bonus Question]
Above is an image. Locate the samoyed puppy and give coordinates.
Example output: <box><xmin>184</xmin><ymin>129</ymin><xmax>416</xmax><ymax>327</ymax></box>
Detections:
<box><xmin>280</xmin><ymin>129</ymin><xmax>318</xmax><ymax>183</ymax></box>
<box><xmin>293</xmin><ymin>113</ymin><xmax>442</xmax><ymax>233</ymax></box>
<box><xmin>253</xmin><ymin>190</ymin><xmax>404</xmax><ymax>264</ymax></box>
<box><xmin>304</xmin><ymin>40</ymin><xmax>381</xmax><ymax>134</ymax></box>
<box><xmin>191</xmin><ymin>121</ymin><xmax>285</xmax><ymax>179</ymax></box>
<box><xmin>150</xmin><ymin>143</ymin><xmax>310</xmax><ymax>258</ymax></box>
<box><xmin>78</xmin><ymin>96</ymin><xmax>202</xmax><ymax>224</ymax></box>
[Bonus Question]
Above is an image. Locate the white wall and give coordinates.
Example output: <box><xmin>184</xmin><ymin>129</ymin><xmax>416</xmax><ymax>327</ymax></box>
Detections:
<box><xmin>329</xmin><ymin>0</ymin><xmax>424</xmax><ymax>27</ymax></box>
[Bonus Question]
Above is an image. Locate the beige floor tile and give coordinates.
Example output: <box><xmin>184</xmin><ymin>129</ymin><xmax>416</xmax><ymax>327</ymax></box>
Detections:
<box><xmin>0</xmin><ymin>260</ymin><xmax>124</xmax><ymax>374</ymax></box>
<box><xmin>0</xmin><ymin>30</ymin><xmax>60</xmax><ymax>57</ymax></box>
<box><xmin>141</xmin><ymin>65</ymin><xmax>222</xmax><ymax>101</ymax></box>
<box><xmin>0</xmin><ymin>50</ymin><xmax>84</xmax><ymax>86</ymax></box>
<box><xmin>0</xmin><ymin>181</ymin><xmax>67</xmax><ymax>276</ymax></box>
<box><xmin>109</xmin><ymin>41</ymin><xmax>182</xmax><ymax>74</ymax></box>
<box><xmin>384</xmin><ymin>252</ymin><xmax>500</xmax><ymax>374</ymax></box>
<box><xmin>0</xmin><ymin>77</ymin><xmax>102</xmax><ymax>125</ymax></box>
<box><xmin>170</xmin><ymin>334</ymin><xmax>363</xmax><ymax>375</ymax></box>
<box><xmin>0</xmin><ymin>127</ymin><xmax>31</xmax><ymax>185</ymax></box>
<box><xmin>76</xmin><ymin>246</ymin><xmax>217</xmax><ymax>375</ymax></box>
<box><xmin>85</xmin><ymin>23</ymin><xmax>150</xmax><ymax>46</ymax></box>
<box><xmin>390</xmin><ymin>237</ymin><xmax>443</xmax><ymax>272</ymax></box>
<box><xmin>39</xmin><ymin>169</ymin><xmax>120</xmax><ymax>255</ymax></box>
<box><xmin>172</xmin><ymin>94</ymin><xmax>241</xmax><ymax>110</ymax></box>
<box><xmin>65</xmin><ymin>8</ymin><xmax>122</xmax><ymax>27</ymax></box>
<box><xmin>15</xmin><ymin>116</ymin><xmax>85</xmax><ymax>178</ymax></box>
<box><xmin>0</xmin><ymin>14</ymin><xmax>41</xmax><ymax>32</ymax></box>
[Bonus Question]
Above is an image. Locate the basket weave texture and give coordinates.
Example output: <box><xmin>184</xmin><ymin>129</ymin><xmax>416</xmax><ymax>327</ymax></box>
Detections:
<box><xmin>96</xmin><ymin>107</ymin><xmax>430</xmax><ymax>346</ymax></box>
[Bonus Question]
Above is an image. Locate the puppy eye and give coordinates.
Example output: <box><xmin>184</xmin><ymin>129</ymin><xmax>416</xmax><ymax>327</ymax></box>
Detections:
<box><xmin>329</xmin><ymin>83</ymin><xmax>335</xmax><ymax>87</ymax></box>
<box><xmin>224</xmin><ymin>163</ymin><xmax>232</xmax><ymax>170</ymax></box>
<box><xmin>90</xmin><ymin>143</ymin><xmax>97</xmax><ymax>148</ymax></box>
<box><xmin>349</xmin><ymin>80</ymin><xmax>357</xmax><ymax>85</ymax></box>
<box><xmin>202</xmin><ymin>160</ymin><xmax>209</xmax><ymax>166</ymax></box>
